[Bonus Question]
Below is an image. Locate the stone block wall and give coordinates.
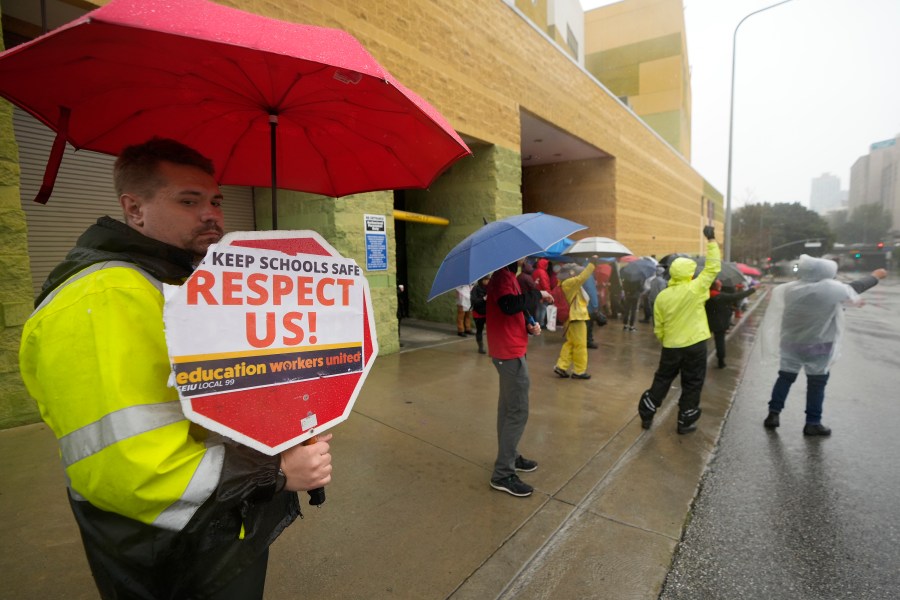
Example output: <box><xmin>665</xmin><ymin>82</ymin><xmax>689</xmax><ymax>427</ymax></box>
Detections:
<box><xmin>0</xmin><ymin>96</ymin><xmax>38</xmax><ymax>427</ymax></box>
<box><xmin>256</xmin><ymin>188</ymin><xmax>400</xmax><ymax>354</ymax></box>
<box><xmin>404</xmin><ymin>144</ymin><xmax>521</xmax><ymax>322</ymax></box>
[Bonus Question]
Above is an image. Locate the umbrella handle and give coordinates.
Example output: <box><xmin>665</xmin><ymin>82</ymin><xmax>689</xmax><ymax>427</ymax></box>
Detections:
<box><xmin>302</xmin><ymin>435</ymin><xmax>326</xmax><ymax>506</ymax></box>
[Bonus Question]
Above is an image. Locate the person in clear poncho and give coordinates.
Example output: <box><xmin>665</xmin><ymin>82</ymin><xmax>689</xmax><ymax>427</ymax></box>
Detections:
<box><xmin>760</xmin><ymin>255</ymin><xmax>886</xmax><ymax>436</ymax></box>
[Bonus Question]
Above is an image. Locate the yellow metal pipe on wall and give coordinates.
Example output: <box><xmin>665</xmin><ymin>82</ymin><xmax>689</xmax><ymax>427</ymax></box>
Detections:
<box><xmin>393</xmin><ymin>209</ymin><xmax>449</xmax><ymax>226</ymax></box>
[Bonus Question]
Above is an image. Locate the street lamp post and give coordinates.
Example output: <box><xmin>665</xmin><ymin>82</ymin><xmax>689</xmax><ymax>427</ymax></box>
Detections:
<box><xmin>724</xmin><ymin>0</ymin><xmax>798</xmax><ymax>261</ymax></box>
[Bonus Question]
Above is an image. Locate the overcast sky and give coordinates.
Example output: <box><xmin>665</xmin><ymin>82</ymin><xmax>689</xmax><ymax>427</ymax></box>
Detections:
<box><xmin>581</xmin><ymin>0</ymin><xmax>900</xmax><ymax>209</ymax></box>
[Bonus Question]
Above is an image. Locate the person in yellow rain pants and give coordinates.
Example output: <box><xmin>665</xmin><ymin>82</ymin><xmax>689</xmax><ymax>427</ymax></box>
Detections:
<box><xmin>553</xmin><ymin>256</ymin><xmax>600</xmax><ymax>380</ymax></box>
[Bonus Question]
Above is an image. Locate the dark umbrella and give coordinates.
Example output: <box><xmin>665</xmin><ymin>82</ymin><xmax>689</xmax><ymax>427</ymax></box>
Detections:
<box><xmin>659</xmin><ymin>252</ymin><xmax>690</xmax><ymax>270</ymax></box>
<box><xmin>428</xmin><ymin>213</ymin><xmax>587</xmax><ymax>301</ymax></box>
<box><xmin>693</xmin><ymin>257</ymin><xmax>747</xmax><ymax>288</ymax></box>
<box><xmin>620</xmin><ymin>257</ymin><xmax>658</xmax><ymax>283</ymax></box>
<box><xmin>0</xmin><ymin>0</ymin><xmax>471</xmax><ymax>227</ymax></box>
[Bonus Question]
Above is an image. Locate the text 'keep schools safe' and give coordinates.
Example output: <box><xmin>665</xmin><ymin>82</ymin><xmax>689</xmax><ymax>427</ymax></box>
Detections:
<box><xmin>187</xmin><ymin>251</ymin><xmax>361</xmax><ymax>349</ymax></box>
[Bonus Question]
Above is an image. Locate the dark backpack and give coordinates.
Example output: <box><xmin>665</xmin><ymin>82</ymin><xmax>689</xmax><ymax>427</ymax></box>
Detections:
<box><xmin>470</xmin><ymin>285</ymin><xmax>487</xmax><ymax>314</ymax></box>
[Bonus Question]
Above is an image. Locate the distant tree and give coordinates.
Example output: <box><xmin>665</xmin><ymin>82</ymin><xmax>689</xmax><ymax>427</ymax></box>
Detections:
<box><xmin>834</xmin><ymin>203</ymin><xmax>891</xmax><ymax>244</ymax></box>
<box><xmin>825</xmin><ymin>208</ymin><xmax>848</xmax><ymax>233</ymax></box>
<box><xmin>731</xmin><ymin>202</ymin><xmax>832</xmax><ymax>263</ymax></box>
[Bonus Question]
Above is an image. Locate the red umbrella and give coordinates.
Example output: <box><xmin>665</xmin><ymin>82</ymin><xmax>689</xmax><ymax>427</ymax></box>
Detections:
<box><xmin>736</xmin><ymin>263</ymin><xmax>762</xmax><ymax>277</ymax></box>
<box><xmin>618</xmin><ymin>255</ymin><xmax>640</xmax><ymax>263</ymax></box>
<box><xmin>0</xmin><ymin>0</ymin><xmax>470</xmax><ymax>227</ymax></box>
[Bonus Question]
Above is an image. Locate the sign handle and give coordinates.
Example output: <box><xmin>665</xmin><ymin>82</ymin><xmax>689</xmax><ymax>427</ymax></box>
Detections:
<box><xmin>303</xmin><ymin>436</ymin><xmax>326</xmax><ymax>506</ymax></box>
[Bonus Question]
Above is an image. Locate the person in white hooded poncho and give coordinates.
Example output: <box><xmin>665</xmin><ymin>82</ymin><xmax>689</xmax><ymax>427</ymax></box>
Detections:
<box><xmin>761</xmin><ymin>255</ymin><xmax>886</xmax><ymax>436</ymax></box>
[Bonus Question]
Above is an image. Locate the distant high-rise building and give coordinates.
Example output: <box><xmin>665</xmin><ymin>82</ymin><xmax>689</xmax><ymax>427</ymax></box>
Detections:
<box><xmin>849</xmin><ymin>134</ymin><xmax>900</xmax><ymax>236</ymax></box>
<box><xmin>809</xmin><ymin>173</ymin><xmax>844</xmax><ymax>214</ymax></box>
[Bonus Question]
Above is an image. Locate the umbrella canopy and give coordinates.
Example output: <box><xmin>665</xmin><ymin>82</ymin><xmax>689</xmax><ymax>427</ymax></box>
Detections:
<box><xmin>564</xmin><ymin>236</ymin><xmax>633</xmax><ymax>258</ymax></box>
<box><xmin>0</xmin><ymin>0</ymin><xmax>470</xmax><ymax>219</ymax></box>
<box><xmin>620</xmin><ymin>257</ymin><xmax>658</xmax><ymax>283</ymax></box>
<box><xmin>736</xmin><ymin>262</ymin><xmax>762</xmax><ymax>277</ymax></box>
<box><xmin>428</xmin><ymin>213</ymin><xmax>587</xmax><ymax>301</ymax></box>
<box><xmin>531</xmin><ymin>237</ymin><xmax>574</xmax><ymax>259</ymax></box>
<box><xmin>618</xmin><ymin>255</ymin><xmax>640</xmax><ymax>263</ymax></box>
<box><xmin>693</xmin><ymin>257</ymin><xmax>747</xmax><ymax>288</ymax></box>
<box><xmin>659</xmin><ymin>253</ymin><xmax>690</xmax><ymax>270</ymax></box>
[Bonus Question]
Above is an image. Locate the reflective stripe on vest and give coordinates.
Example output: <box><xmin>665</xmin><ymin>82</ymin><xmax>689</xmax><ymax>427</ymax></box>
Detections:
<box><xmin>153</xmin><ymin>442</ymin><xmax>225</xmax><ymax>531</ymax></box>
<box><xmin>58</xmin><ymin>401</ymin><xmax>186</xmax><ymax>468</ymax></box>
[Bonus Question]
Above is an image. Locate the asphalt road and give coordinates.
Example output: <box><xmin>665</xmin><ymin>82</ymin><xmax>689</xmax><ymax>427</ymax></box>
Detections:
<box><xmin>660</xmin><ymin>274</ymin><xmax>900</xmax><ymax>600</ymax></box>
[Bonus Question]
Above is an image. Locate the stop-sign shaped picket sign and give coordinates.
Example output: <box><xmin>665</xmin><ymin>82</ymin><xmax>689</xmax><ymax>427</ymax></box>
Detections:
<box><xmin>164</xmin><ymin>230</ymin><xmax>378</xmax><ymax>455</ymax></box>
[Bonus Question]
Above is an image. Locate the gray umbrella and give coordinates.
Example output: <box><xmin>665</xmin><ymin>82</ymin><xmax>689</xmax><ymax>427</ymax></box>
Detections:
<box><xmin>620</xmin><ymin>257</ymin><xmax>657</xmax><ymax>282</ymax></box>
<box><xmin>693</xmin><ymin>257</ymin><xmax>747</xmax><ymax>288</ymax></box>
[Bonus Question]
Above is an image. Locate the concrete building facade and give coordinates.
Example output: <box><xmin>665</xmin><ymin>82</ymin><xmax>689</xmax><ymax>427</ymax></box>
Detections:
<box><xmin>507</xmin><ymin>0</ymin><xmax>585</xmax><ymax>64</ymax></box>
<box><xmin>0</xmin><ymin>0</ymin><xmax>721</xmax><ymax>428</ymax></box>
<box><xmin>583</xmin><ymin>0</ymin><xmax>692</xmax><ymax>160</ymax></box>
<box><xmin>849</xmin><ymin>135</ymin><xmax>900</xmax><ymax>236</ymax></box>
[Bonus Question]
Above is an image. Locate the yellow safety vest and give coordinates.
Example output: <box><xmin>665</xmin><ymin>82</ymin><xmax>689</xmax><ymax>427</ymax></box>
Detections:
<box><xmin>19</xmin><ymin>262</ymin><xmax>223</xmax><ymax>531</ymax></box>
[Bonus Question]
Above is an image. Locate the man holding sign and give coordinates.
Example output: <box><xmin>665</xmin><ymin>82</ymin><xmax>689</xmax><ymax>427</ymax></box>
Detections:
<box><xmin>19</xmin><ymin>138</ymin><xmax>331</xmax><ymax>599</ymax></box>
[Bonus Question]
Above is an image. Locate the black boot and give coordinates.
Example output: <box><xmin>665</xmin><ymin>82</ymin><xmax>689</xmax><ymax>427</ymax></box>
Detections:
<box><xmin>763</xmin><ymin>412</ymin><xmax>780</xmax><ymax>429</ymax></box>
<box><xmin>677</xmin><ymin>408</ymin><xmax>702</xmax><ymax>434</ymax></box>
<box><xmin>638</xmin><ymin>390</ymin><xmax>657</xmax><ymax>430</ymax></box>
<box><xmin>476</xmin><ymin>338</ymin><xmax>486</xmax><ymax>354</ymax></box>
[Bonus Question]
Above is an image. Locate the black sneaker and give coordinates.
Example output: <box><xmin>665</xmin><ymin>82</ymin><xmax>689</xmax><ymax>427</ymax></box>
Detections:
<box><xmin>676</xmin><ymin>423</ymin><xmax>697</xmax><ymax>434</ymax></box>
<box><xmin>490</xmin><ymin>474</ymin><xmax>533</xmax><ymax>497</ymax></box>
<box><xmin>803</xmin><ymin>423</ymin><xmax>832</xmax><ymax>436</ymax></box>
<box><xmin>553</xmin><ymin>366</ymin><xmax>570</xmax><ymax>378</ymax></box>
<box><xmin>572</xmin><ymin>372</ymin><xmax>591</xmax><ymax>380</ymax></box>
<box><xmin>763</xmin><ymin>412</ymin><xmax>780</xmax><ymax>429</ymax></box>
<box><xmin>515</xmin><ymin>455</ymin><xmax>538</xmax><ymax>472</ymax></box>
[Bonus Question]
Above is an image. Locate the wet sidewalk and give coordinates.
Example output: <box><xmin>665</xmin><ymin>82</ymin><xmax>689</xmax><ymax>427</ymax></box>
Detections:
<box><xmin>0</xmin><ymin>304</ymin><xmax>764</xmax><ymax>599</ymax></box>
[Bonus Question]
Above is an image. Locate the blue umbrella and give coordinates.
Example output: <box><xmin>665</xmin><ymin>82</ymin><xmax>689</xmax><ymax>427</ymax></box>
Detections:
<box><xmin>427</xmin><ymin>213</ymin><xmax>587</xmax><ymax>301</ymax></box>
<box><xmin>531</xmin><ymin>237</ymin><xmax>575</xmax><ymax>259</ymax></box>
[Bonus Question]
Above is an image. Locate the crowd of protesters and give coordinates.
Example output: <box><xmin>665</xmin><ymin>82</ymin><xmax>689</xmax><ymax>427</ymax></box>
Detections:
<box><xmin>459</xmin><ymin>226</ymin><xmax>778</xmax><ymax>500</ymax></box>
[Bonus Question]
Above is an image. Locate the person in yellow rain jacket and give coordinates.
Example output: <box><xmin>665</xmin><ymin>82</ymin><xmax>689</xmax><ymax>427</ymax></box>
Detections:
<box><xmin>637</xmin><ymin>226</ymin><xmax>720</xmax><ymax>434</ymax></box>
<box><xmin>553</xmin><ymin>256</ymin><xmax>599</xmax><ymax>380</ymax></box>
<box><xmin>19</xmin><ymin>138</ymin><xmax>333</xmax><ymax>600</ymax></box>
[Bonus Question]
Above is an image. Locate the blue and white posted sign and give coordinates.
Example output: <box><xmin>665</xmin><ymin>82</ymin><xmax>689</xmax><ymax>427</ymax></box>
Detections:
<box><xmin>364</xmin><ymin>214</ymin><xmax>388</xmax><ymax>272</ymax></box>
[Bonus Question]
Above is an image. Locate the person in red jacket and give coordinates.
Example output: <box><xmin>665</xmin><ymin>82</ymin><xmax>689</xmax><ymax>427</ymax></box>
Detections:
<box><xmin>486</xmin><ymin>259</ymin><xmax>545</xmax><ymax>497</ymax></box>
<box><xmin>532</xmin><ymin>258</ymin><xmax>551</xmax><ymax>326</ymax></box>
